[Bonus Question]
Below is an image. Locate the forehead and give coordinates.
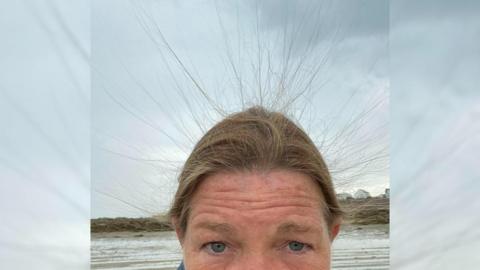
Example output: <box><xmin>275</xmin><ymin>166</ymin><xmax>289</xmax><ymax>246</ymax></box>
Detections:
<box><xmin>195</xmin><ymin>170</ymin><xmax>323</xmax><ymax>196</ymax></box>
<box><xmin>188</xmin><ymin>170</ymin><xmax>326</xmax><ymax>226</ymax></box>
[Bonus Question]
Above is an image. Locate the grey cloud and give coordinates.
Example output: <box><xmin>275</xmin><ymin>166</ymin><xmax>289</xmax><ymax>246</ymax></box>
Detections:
<box><xmin>219</xmin><ymin>0</ymin><xmax>389</xmax><ymax>62</ymax></box>
<box><xmin>392</xmin><ymin>0</ymin><xmax>480</xmax><ymax>23</ymax></box>
<box><xmin>251</xmin><ymin>0</ymin><xmax>388</xmax><ymax>37</ymax></box>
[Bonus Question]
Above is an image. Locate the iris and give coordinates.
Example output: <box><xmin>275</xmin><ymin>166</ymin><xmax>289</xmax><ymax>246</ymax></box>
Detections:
<box><xmin>209</xmin><ymin>242</ymin><xmax>226</xmax><ymax>253</ymax></box>
<box><xmin>288</xmin><ymin>241</ymin><xmax>305</xmax><ymax>252</ymax></box>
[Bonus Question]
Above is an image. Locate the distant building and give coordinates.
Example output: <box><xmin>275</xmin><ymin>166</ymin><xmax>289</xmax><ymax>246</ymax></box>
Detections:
<box><xmin>336</xmin><ymin>192</ymin><xmax>353</xmax><ymax>200</ymax></box>
<box><xmin>354</xmin><ymin>189</ymin><xmax>371</xmax><ymax>199</ymax></box>
<box><xmin>385</xmin><ymin>188</ymin><xmax>390</xmax><ymax>199</ymax></box>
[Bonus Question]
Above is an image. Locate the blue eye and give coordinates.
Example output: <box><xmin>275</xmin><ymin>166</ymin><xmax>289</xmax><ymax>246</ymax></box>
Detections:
<box><xmin>288</xmin><ymin>241</ymin><xmax>306</xmax><ymax>252</ymax></box>
<box><xmin>207</xmin><ymin>242</ymin><xmax>226</xmax><ymax>253</ymax></box>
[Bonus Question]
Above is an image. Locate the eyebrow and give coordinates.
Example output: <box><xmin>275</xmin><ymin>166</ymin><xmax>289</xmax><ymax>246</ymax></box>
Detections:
<box><xmin>276</xmin><ymin>222</ymin><xmax>319</xmax><ymax>235</ymax></box>
<box><xmin>193</xmin><ymin>221</ymin><xmax>320</xmax><ymax>237</ymax></box>
<box><xmin>193</xmin><ymin>221</ymin><xmax>238</xmax><ymax>235</ymax></box>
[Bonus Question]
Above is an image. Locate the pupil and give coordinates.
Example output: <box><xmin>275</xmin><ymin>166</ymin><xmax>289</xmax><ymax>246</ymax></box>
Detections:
<box><xmin>289</xmin><ymin>241</ymin><xmax>304</xmax><ymax>251</ymax></box>
<box><xmin>211</xmin><ymin>242</ymin><xmax>225</xmax><ymax>253</ymax></box>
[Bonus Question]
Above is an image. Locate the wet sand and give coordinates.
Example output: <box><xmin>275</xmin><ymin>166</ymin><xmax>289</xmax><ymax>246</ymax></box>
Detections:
<box><xmin>91</xmin><ymin>224</ymin><xmax>389</xmax><ymax>270</ymax></box>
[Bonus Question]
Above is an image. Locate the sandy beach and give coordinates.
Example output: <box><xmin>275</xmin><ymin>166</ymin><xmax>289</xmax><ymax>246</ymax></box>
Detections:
<box><xmin>91</xmin><ymin>198</ymin><xmax>389</xmax><ymax>269</ymax></box>
<box><xmin>91</xmin><ymin>224</ymin><xmax>389</xmax><ymax>270</ymax></box>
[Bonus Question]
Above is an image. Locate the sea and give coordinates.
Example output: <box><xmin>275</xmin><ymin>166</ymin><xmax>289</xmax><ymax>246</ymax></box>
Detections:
<box><xmin>91</xmin><ymin>224</ymin><xmax>389</xmax><ymax>270</ymax></box>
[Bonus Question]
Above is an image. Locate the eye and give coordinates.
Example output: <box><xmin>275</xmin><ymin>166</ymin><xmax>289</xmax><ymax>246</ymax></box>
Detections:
<box><xmin>287</xmin><ymin>241</ymin><xmax>307</xmax><ymax>252</ymax></box>
<box><xmin>205</xmin><ymin>242</ymin><xmax>227</xmax><ymax>254</ymax></box>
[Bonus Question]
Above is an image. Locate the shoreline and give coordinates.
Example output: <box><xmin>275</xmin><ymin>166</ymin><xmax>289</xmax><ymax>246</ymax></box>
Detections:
<box><xmin>91</xmin><ymin>198</ymin><xmax>389</xmax><ymax>233</ymax></box>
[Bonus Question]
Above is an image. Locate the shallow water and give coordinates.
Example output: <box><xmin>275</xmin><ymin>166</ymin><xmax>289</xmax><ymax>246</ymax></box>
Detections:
<box><xmin>91</xmin><ymin>224</ymin><xmax>389</xmax><ymax>270</ymax></box>
<box><xmin>332</xmin><ymin>225</ymin><xmax>389</xmax><ymax>269</ymax></box>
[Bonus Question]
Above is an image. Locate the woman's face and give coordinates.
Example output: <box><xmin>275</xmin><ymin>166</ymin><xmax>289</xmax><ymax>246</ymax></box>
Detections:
<box><xmin>176</xmin><ymin>170</ymin><xmax>340</xmax><ymax>270</ymax></box>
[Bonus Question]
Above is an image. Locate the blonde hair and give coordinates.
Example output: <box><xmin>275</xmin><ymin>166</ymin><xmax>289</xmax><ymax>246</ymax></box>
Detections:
<box><xmin>169</xmin><ymin>106</ymin><xmax>342</xmax><ymax>234</ymax></box>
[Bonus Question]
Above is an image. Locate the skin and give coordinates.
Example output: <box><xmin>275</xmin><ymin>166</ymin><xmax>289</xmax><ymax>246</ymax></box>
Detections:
<box><xmin>174</xmin><ymin>170</ymin><xmax>341</xmax><ymax>270</ymax></box>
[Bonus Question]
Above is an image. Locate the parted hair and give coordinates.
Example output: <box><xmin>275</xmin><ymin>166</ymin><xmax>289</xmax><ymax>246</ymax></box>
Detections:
<box><xmin>169</xmin><ymin>106</ymin><xmax>342</xmax><ymax>234</ymax></box>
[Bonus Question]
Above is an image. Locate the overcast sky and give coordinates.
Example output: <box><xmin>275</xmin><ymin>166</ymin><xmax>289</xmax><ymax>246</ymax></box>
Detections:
<box><xmin>92</xmin><ymin>0</ymin><xmax>389</xmax><ymax>218</ymax></box>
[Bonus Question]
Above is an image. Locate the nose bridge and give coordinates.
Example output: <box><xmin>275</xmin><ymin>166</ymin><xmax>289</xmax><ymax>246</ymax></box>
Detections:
<box><xmin>235</xmin><ymin>250</ymin><xmax>275</xmax><ymax>270</ymax></box>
